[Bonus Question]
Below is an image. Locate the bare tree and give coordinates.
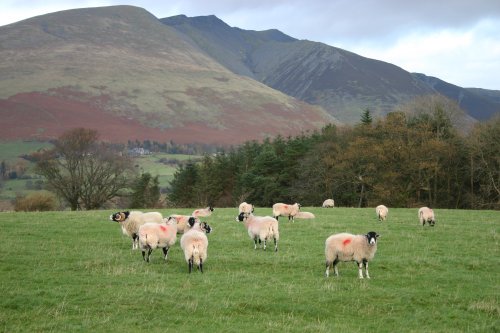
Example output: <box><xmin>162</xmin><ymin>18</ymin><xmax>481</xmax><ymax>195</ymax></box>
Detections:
<box><xmin>35</xmin><ymin>128</ymin><xmax>135</xmax><ymax>210</ymax></box>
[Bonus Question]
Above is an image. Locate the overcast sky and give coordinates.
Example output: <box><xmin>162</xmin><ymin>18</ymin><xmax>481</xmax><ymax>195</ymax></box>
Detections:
<box><xmin>2</xmin><ymin>0</ymin><xmax>499</xmax><ymax>90</ymax></box>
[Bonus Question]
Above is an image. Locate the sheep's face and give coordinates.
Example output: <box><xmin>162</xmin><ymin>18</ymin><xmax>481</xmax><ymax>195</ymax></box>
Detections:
<box><xmin>365</xmin><ymin>231</ymin><xmax>380</xmax><ymax>245</ymax></box>
<box><xmin>236</xmin><ymin>212</ymin><xmax>247</xmax><ymax>222</ymax></box>
<box><xmin>201</xmin><ymin>222</ymin><xmax>212</xmax><ymax>234</ymax></box>
<box><xmin>110</xmin><ymin>211</ymin><xmax>129</xmax><ymax>222</ymax></box>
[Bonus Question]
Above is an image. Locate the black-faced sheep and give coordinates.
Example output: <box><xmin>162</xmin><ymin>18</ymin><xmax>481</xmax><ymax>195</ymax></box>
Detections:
<box><xmin>138</xmin><ymin>217</ymin><xmax>178</xmax><ymax>263</ymax></box>
<box><xmin>236</xmin><ymin>212</ymin><xmax>279</xmax><ymax>252</ymax></box>
<box><xmin>238</xmin><ymin>202</ymin><xmax>254</xmax><ymax>214</ymax></box>
<box><xmin>180</xmin><ymin>219</ymin><xmax>212</xmax><ymax>273</ymax></box>
<box><xmin>376</xmin><ymin>205</ymin><xmax>389</xmax><ymax>221</ymax></box>
<box><xmin>418</xmin><ymin>207</ymin><xmax>435</xmax><ymax>226</ymax></box>
<box><xmin>109</xmin><ymin>211</ymin><xmax>163</xmax><ymax>249</ymax></box>
<box><xmin>322</xmin><ymin>199</ymin><xmax>335</xmax><ymax>208</ymax></box>
<box><xmin>272</xmin><ymin>202</ymin><xmax>301</xmax><ymax>222</ymax></box>
<box><xmin>192</xmin><ymin>206</ymin><xmax>214</xmax><ymax>218</ymax></box>
<box><xmin>168</xmin><ymin>214</ymin><xmax>198</xmax><ymax>234</ymax></box>
<box><xmin>325</xmin><ymin>231</ymin><xmax>380</xmax><ymax>279</ymax></box>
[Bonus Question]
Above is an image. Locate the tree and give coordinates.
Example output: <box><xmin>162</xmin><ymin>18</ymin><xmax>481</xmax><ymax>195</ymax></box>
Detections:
<box><xmin>130</xmin><ymin>173</ymin><xmax>160</xmax><ymax>208</ymax></box>
<box><xmin>35</xmin><ymin>128</ymin><xmax>134</xmax><ymax>210</ymax></box>
<box><xmin>360</xmin><ymin>108</ymin><xmax>373</xmax><ymax>125</ymax></box>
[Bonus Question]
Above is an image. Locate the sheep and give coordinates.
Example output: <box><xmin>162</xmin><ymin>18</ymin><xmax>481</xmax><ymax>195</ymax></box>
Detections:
<box><xmin>109</xmin><ymin>210</ymin><xmax>163</xmax><ymax>250</ymax></box>
<box><xmin>236</xmin><ymin>212</ymin><xmax>279</xmax><ymax>252</ymax></box>
<box><xmin>295</xmin><ymin>211</ymin><xmax>315</xmax><ymax>219</ymax></box>
<box><xmin>168</xmin><ymin>214</ymin><xmax>198</xmax><ymax>234</ymax></box>
<box><xmin>180</xmin><ymin>218</ymin><xmax>212</xmax><ymax>273</ymax></box>
<box><xmin>418</xmin><ymin>207</ymin><xmax>435</xmax><ymax>226</ymax></box>
<box><xmin>238</xmin><ymin>202</ymin><xmax>254</xmax><ymax>214</ymax></box>
<box><xmin>322</xmin><ymin>199</ymin><xmax>335</xmax><ymax>208</ymax></box>
<box><xmin>375</xmin><ymin>205</ymin><xmax>389</xmax><ymax>221</ymax></box>
<box><xmin>325</xmin><ymin>231</ymin><xmax>380</xmax><ymax>279</ymax></box>
<box><xmin>272</xmin><ymin>202</ymin><xmax>301</xmax><ymax>222</ymax></box>
<box><xmin>138</xmin><ymin>217</ymin><xmax>178</xmax><ymax>263</ymax></box>
<box><xmin>192</xmin><ymin>206</ymin><xmax>214</xmax><ymax>218</ymax></box>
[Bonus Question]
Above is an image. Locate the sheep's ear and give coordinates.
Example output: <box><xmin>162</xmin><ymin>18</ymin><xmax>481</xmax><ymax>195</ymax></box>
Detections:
<box><xmin>124</xmin><ymin>211</ymin><xmax>130</xmax><ymax>218</ymax></box>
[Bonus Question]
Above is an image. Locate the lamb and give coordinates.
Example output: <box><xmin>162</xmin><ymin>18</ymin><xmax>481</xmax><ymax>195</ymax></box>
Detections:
<box><xmin>168</xmin><ymin>214</ymin><xmax>197</xmax><ymax>234</ymax></box>
<box><xmin>325</xmin><ymin>231</ymin><xmax>380</xmax><ymax>279</ymax></box>
<box><xmin>138</xmin><ymin>217</ymin><xmax>178</xmax><ymax>263</ymax></box>
<box><xmin>192</xmin><ymin>206</ymin><xmax>214</xmax><ymax>218</ymax></box>
<box><xmin>294</xmin><ymin>211</ymin><xmax>315</xmax><ymax>219</ymax></box>
<box><xmin>180</xmin><ymin>218</ymin><xmax>212</xmax><ymax>273</ymax></box>
<box><xmin>375</xmin><ymin>205</ymin><xmax>389</xmax><ymax>221</ymax></box>
<box><xmin>418</xmin><ymin>207</ymin><xmax>435</xmax><ymax>226</ymax></box>
<box><xmin>322</xmin><ymin>199</ymin><xmax>335</xmax><ymax>208</ymax></box>
<box><xmin>109</xmin><ymin>210</ymin><xmax>163</xmax><ymax>250</ymax></box>
<box><xmin>272</xmin><ymin>202</ymin><xmax>301</xmax><ymax>222</ymax></box>
<box><xmin>238</xmin><ymin>202</ymin><xmax>254</xmax><ymax>214</ymax></box>
<box><xmin>236</xmin><ymin>212</ymin><xmax>279</xmax><ymax>252</ymax></box>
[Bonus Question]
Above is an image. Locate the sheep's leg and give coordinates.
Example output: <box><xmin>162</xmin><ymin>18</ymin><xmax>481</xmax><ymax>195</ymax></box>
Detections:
<box><xmin>325</xmin><ymin>260</ymin><xmax>331</xmax><ymax>277</ymax></box>
<box><xmin>188</xmin><ymin>257</ymin><xmax>193</xmax><ymax>273</ymax></box>
<box><xmin>162</xmin><ymin>247</ymin><xmax>169</xmax><ymax>261</ymax></box>
<box><xmin>357</xmin><ymin>261</ymin><xmax>364</xmax><ymax>279</ymax></box>
<box><xmin>253</xmin><ymin>237</ymin><xmax>258</xmax><ymax>250</ymax></box>
<box><xmin>199</xmin><ymin>258</ymin><xmax>203</xmax><ymax>273</ymax></box>
<box><xmin>364</xmin><ymin>260</ymin><xmax>370</xmax><ymax>279</ymax></box>
<box><xmin>332</xmin><ymin>258</ymin><xmax>339</xmax><ymax>276</ymax></box>
<box><xmin>146</xmin><ymin>249</ymin><xmax>152</xmax><ymax>263</ymax></box>
<box><xmin>141</xmin><ymin>250</ymin><xmax>147</xmax><ymax>262</ymax></box>
<box><xmin>274</xmin><ymin>237</ymin><xmax>278</xmax><ymax>252</ymax></box>
<box><xmin>263</xmin><ymin>238</ymin><xmax>267</xmax><ymax>251</ymax></box>
<box><xmin>132</xmin><ymin>235</ymin><xmax>138</xmax><ymax>250</ymax></box>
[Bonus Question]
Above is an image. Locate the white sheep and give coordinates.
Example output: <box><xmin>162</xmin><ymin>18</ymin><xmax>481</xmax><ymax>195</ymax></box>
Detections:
<box><xmin>109</xmin><ymin>210</ymin><xmax>163</xmax><ymax>249</ymax></box>
<box><xmin>375</xmin><ymin>205</ymin><xmax>389</xmax><ymax>221</ymax></box>
<box><xmin>322</xmin><ymin>199</ymin><xmax>335</xmax><ymax>208</ymax></box>
<box><xmin>180</xmin><ymin>219</ymin><xmax>212</xmax><ymax>273</ymax></box>
<box><xmin>238</xmin><ymin>202</ymin><xmax>254</xmax><ymax>214</ymax></box>
<box><xmin>138</xmin><ymin>217</ymin><xmax>178</xmax><ymax>263</ymax></box>
<box><xmin>418</xmin><ymin>207</ymin><xmax>435</xmax><ymax>226</ymax></box>
<box><xmin>192</xmin><ymin>206</ymin><xmax>214</xmax><ymax>218</ymax></box>
<box><xmin>272</xmin><ymin>202</ymin><xmax>301</xmax><ymax>222</ymax></box>
<box><xmin>168</xmin><ymin>214</ymin><xmax>198</xmax><ymax>234</ymax></box>
<box><xmin>236</xmin><ymin>212</ymin><xmax>279</xmax><ymax>251</ymax></box>
<box><xmin>294</xmin><ymin>211</ymin><xmax>315</xmax><ymax>219</ymax></box>
<box><xmin>325</xmin><ymin>231</ymin><xmax>380</xmax><ymax>279</ymax></box>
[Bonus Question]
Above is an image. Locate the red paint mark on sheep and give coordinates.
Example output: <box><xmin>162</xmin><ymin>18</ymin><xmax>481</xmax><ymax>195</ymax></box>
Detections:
<box><xmin>160</xmin><ymin>225</ymin><xmax>167</xmax><ymax>232</ymax></box>
<box><xmin>284</xmin><ymin>205</ymin><xmax>288</xmax><ymax>209</ymax></box>
<box><xmin>343</xmin><ymin>239</ymin><xmax>351</xmax><ymax>246</ymax></box>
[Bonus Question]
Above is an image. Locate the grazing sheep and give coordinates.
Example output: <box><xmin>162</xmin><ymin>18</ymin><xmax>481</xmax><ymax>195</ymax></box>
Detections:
<box><xmin>236</xmin><ymin>212</ymin><xmax>279</xmax><ymax>252</ymax></box>
<box><xmin>295</xmin><ymin>211</ymin><xmax>315</xmax><ymax>219</ymax></box>
<box><xmin>180</xmin><ymin>218</ymin><xmax>212</xmax><ymax>273</ymax></box>
<box><xmin>168</xmin><ymin>214</ymin><xmax>197</xmax><ymax>234</ymax></box>
<box><xmin>138</xmin><ymin>217</ymin><xmax>178</xmax><ymax>263</ymax></box>
<box><xmin>418</xmin><ymin>207</ymin><xmax>435</xmax><ymax>226</ymax></box>
<box><xmin>325</xmin><ymin>231</ymin><xmax>380</xmax><ymax>279</ymax></box>
<box><xmin>375</xmin><ymin>205</ymin><xmax>389</xmax><ymax>221</ymax></box>
<box><xmin>238</xmin><ymin>202</ymin><xmax>254</xmax><ymax>214</ymax></box>
<box><xmin>192</xmin><ymin>206</ymin><xmax>214</xmax><ymax>218</ymax></box>
<box><xmin>272</xmin><ymin>202</ymin><xmax>301</xmax><ymax>222</ymax></box>
<box><xmin>109</xmin><ymin>211</ymin><xmax>163</xmax><ymax>249</ymax></box>
<box><xmin>322</xmin><ymin>199</ymin><xmax>335</xmax><ymax>208</ymax></box>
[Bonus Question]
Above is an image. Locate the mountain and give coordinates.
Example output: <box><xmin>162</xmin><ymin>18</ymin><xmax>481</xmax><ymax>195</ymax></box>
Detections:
<box><xmin>162</xmin><ymin>15</ymin><xmax>499</xmax><ymax>123</ymax></box>
<box><xmin>0</xmin><ymin>6</ymin><xmax>336</xmax><ymax>145</ymax></box>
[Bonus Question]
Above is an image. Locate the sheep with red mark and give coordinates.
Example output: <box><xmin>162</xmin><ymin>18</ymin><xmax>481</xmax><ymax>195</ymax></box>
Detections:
<box><xmin>325</xmin><ymin>231</ymin><xmax>380</xmax><ymax>279</ymax></box>
<box><xmin>238</xmin><ymin>202</ymin><xmax>254</xmax><ymax>214</ymax></box>
<box><xmin>192</xmin><ymin>206</ymin><xmax>214</xmax><ymax>218</ymax></box>
<box><xmin>180</xmin><ymin>219</ymin><xmax>212</xmax><ymax>273</ymax></box>
<box><xmin>109</xmin><ymin>210</ymin><xmax>163</xmax><ymax>250</ymax></box>
<box><xmin>322</xmin><ymin>199</ymin><xmax>335</xmax><ymax>208</ymax></box>
<box><xmin>236</xmin><ymin>212</ymin><xmax>279</xmax><ymax>252</ymax></box>
<box><xmin>376</xmin><ymin>205</ymin><xmax>389</xmax><ymax>221</ymax></box>
<box><xmin>418</xmin><ymin>207</ymin><xmax>435</xmax><ymax>226</ymax></box>
<box><xmin>138</xmin><ymin>216</ymin><xmax>178</xmax><ymax>263</ymax></box>
<box><xmin>272</xmin><ymin>202</ymin><xmax>301</xmax><ymax>222</ymax></box>
<box><xmin>168</xmin><ymin>214</ymin><xmax>198</xmax><ymax>234</ymax></box>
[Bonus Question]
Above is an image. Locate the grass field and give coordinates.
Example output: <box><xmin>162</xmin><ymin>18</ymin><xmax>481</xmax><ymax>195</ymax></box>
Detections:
<box><xmin>0</xmin><ymin>207</ymin><xmax>498</xmax><ymax>332</ymax></box>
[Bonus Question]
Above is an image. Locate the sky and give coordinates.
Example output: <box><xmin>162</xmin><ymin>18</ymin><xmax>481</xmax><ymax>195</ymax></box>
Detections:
<box><xmin>1</xmin><ymin>0</ymin><xmax>500</xmax><ymax>90</ymax></box>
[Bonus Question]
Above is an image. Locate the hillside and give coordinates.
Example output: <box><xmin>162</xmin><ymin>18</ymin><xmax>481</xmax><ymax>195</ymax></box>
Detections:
<box><xmin>0</xmin><ymin>6</ymin><xmax>336</xmax><ymax>145</ymax></box>
<box><xmin>163</xmin><ymin>15</ymin><xmax>499</xmax><ymax>123</ymax></box>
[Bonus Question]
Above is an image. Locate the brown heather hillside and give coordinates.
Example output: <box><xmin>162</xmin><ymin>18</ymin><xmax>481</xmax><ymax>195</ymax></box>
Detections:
<box><xmin>0</xmin><ymin>6</ymin><xmax>337</xmax><ymax>145</ymax></box>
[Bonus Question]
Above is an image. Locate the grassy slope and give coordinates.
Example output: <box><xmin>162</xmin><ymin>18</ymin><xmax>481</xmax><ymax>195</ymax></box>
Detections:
<box><xmin>0</xmin><ymin>208</ymin><xmax>498</xmax><ymax>332</ymax></box>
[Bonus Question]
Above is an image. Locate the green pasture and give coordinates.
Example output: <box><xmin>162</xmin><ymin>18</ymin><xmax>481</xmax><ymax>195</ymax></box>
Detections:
<box><xmin>0</xmin><ymin>208</ymin><xmax>498</xmax><ymax>332</ymax></box>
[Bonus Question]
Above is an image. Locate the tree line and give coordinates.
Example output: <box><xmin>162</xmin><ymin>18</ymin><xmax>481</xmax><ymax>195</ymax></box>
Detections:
<box><xmin>169</xmin><ymin>99</ymin><xmax>500</xmax><ymax>210</ymax></box>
